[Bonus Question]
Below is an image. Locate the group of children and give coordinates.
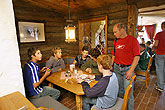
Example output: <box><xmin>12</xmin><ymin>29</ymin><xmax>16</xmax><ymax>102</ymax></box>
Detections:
<box><xmin>23</xmin><ymin>46</ymin><xmax>119</xmax><ymax>110</ymax></box>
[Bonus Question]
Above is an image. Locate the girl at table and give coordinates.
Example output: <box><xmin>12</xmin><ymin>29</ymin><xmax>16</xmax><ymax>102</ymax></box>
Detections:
<box><xmin>77</xmin><ymin>55</ymin><xmax>119</xmax><ymax>110</ymax></box>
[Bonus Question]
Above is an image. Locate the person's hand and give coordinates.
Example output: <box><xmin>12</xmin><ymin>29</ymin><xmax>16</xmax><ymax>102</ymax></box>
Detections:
<box><xmin>87</xmin><ymin>75</ymin><xmax>95</xmax><ymax>79</ymax></box>
<box><xmin>126</xmin><ymin>69</ymin><xmax>133</xmax><ymax>80</ymax></box>
<box><xmin>76</xmin><ymin>78</ymin><xmax>84</xmax><ymax>84</ymax></box>
<box><xmin>58</xmin><ymin>68</ymin><xmax>62</xmax><ymax>71</ymax></box>
<box><xmin>40</xmin><ymin>67</ymin><xmax>48</xmax><ymax>72</ymax></box>
<box><xmin>85</xmin><ymin>68</ymin><xmax>92</xmax><ymax>73</ymax></box>
<box><xmin>44</xmin><ymin>68</ymin><xmax>51</xmax><ymax>76</ymax></box>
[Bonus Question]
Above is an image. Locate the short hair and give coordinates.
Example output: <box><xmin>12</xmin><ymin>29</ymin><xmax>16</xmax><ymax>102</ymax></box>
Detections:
<box><xmin>52</xmin><ymin>47</ymin><xmax>61</xmax><ymax>56</ymax></box>
<box><xmin>89</xmin><ymin>48</ymin><xmax>101</xmax><ymax>59</ymax></box>
<box><xmin>96</xmin><ymin>45</ymin><xmax>101</xmax><ymax>50</ymax></box>
<box><xmin>116</xmin><ymin>23</ymin><xmax>126</xmax><ymax>31</ymax></box>
<box><xmin>161</xmin><ymin>21</ymin><xmax>165</xmax><ymax>29</ymax></box>
<box><xmin>146</xmin><ymin>41</ymin><xmax>152</xmax><ymax>45</ymax></box>
<box><xmin>97</xmin><ymin>55</ymin><xmax>112</xmax><ymax>69</ymax></box>
<box><xmin>27</xmin><ymin>47</ymin><xmax>39</xmax><ymax>60</ymax></box>
<box><xmin>140</xmin><ymin>44</ymin><xmax>146</xmax><ymax>48</ymax></box>
<box><xmin>82</xmin><ymin>46</ymin><xmax>90</xmax><ymax>51</ymax></box>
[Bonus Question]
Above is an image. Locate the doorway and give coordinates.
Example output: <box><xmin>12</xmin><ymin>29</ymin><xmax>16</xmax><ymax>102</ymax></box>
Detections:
<box><xmin>78</xmin><ymin>16</ymin><xmax>108</xmax><ymax>54</ymax></box>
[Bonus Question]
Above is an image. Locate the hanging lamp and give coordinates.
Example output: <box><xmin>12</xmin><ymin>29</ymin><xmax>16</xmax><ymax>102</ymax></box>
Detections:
<box><xmin>64</xmin><ymin>0</ymin><xmax>76</xmax><ymax>43</ymax></box>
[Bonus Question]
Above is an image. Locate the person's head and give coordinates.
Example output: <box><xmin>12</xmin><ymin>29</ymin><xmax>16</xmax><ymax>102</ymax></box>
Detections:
<box><xmin>140</xmin><ymin>44</ymin><xmax>146</xmax><ymax>52</ymax></box>
<box><xmin>52</xmin><ymin>47</ymin><xmax>62</xmax><ymax>59</ymax></box>
<box><xmin>81</xmin><ymin>46</ymin><xmax>90</xmax><ymax>58</ymax></box>
<box><xmin>146</xmin><ymin>41</ymin><xmax>152</xmax><ymax>46</ymax></box>
<box><xmin>97</xmin><ymin>55</ymin><xmax>112</xmax><ymax>72</ymax></box>
<box><xmin>113</xmin><ymin>23</ymin><xmax>127</xmax><ymax>38</ymax></box>
<box><xmin>96</xmin><ymin>45</ymin><xmax>101</xmax><ymax>50</ymax></box>
<box><xmin>161</xmin><ymin>21</ymin><xmax>165</xmax><ymax>30</ymax></box>
<box><xmin>28</xmin><ymin>47</ymin><xmax>42</xmax><ymax>61</ymax></box>
<box><xmin>101</xmin><ymin>41</ymin><xmax>105</xmax><ymax>47</ymax></box>
<box><xmin>89</xmin><ymin>48</ymin><xmax>101</xmax><ymax>60</ymax></box>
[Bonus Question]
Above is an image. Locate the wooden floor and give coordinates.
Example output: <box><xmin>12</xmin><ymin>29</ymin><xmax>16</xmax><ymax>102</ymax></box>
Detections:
<box><xmin>58</xmin><ymin>73</ymin><xmax>165</xmax><ymax>110</ymax></box>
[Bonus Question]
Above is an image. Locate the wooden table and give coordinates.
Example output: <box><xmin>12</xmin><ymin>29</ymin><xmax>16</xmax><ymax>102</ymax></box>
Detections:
<box><xmin>46</xmin><ymin>69</ymin><xmax>97</xmax><ymax>110</ymax></box>
<box><xmin>0</xmin><ymin>91</ymin><xmax>36</xmax><ymax>110</ymax></box>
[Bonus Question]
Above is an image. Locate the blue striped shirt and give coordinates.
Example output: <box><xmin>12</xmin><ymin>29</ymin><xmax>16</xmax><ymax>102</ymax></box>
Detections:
<box><xmin>23</xmin><ymin>61</ymin><xmax>43</xmax><ymax>97</ymax></box>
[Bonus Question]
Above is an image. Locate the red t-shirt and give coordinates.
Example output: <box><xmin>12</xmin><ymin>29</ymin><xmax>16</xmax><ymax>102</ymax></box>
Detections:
<box><xmin>112</xmin><ymin>35</ymin><xmax>140</xmax><ymax>65</ymax></box>
<box><xmin>154</xmin><ymin>30</ymin><xmax>165</xmax><ymax>55</ymax></box>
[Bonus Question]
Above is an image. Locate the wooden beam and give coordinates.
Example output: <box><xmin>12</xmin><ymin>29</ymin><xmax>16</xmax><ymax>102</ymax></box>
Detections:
<box><xmin>25</xmin><ymin>0</ymin><xmax>67</xmax><ymax>14</ymax></box>
<box><xmin>127</xmin><ymin>5</ymin><xmax>138</xmax><ymax>37</ymax></box>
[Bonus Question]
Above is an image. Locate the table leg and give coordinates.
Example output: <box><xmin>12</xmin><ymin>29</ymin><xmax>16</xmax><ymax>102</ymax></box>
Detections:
<box><xmin>48</xmin><ymin>82</ymin><xmax>53</xmax><ymax>88</ymax></box>
<box><xmin>75</xmin><ymin>95</ymin><xmax>82</xmax><ymax>110</ymax></box>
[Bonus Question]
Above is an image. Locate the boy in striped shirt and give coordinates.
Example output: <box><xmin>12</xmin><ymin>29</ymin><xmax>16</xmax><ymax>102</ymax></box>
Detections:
<box><xmin>23</xmin><ymin>47</ymin><xmax>60</xmax><ymax>100</ymax></box>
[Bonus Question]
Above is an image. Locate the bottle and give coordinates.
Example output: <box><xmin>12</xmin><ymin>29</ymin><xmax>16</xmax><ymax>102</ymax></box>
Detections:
<box><xmin>74</xmin><ymin>68</ymin><xmax>77</xmax><ymax>74</ymax></box>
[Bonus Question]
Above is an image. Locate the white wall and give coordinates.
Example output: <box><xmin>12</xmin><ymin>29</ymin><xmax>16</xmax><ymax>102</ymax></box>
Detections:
<box><xmin>0</xmin><ymin>0</ymin><xmax>25</xmax><ymax>97</ymax></box>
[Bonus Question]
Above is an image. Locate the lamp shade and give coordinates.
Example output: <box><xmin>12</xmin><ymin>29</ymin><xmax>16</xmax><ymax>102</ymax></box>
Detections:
<box><xmin>64</xmin><ymin>26</ymin><xmax>76</xmax><ymax>43</ymax></box>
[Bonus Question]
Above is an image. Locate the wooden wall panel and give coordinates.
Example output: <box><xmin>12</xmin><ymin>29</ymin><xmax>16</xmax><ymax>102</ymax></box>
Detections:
<box><xmin>13</xmin><ymin>1</ymin><xmax>79</xmax><ymax>66</ymax></box>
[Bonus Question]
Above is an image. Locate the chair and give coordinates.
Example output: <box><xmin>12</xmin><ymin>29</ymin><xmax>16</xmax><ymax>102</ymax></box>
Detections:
<box><xmin>91</xmin><ymin>75</ymin><xmax>136</xmax><ymax>110</ymax></box>
<box><xmin>135</xmin><ymin>55</ymin><xmax>154</xmax><ymax>88</ymax></box>
<box><xmin>129</xmin><ymin>75</ymin><xmax>136</xmax><ymax>86</ymax></box>
<box><xmin>63</xmin><ymin>56</ymin><xmax>75</xmax><ymax>68</ymax></box>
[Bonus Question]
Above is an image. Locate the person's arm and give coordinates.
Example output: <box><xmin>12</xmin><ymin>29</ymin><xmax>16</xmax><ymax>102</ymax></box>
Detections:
<box><xmin>73</xmin><ymin>56</ymin><xmax>79</xmax><ymax>66</ymax></box>
<box><xmin>77</xmin><ymin>77</ymin><xmax>109</xmax><ymax>98</ymax></box>
<box><xmin>72</xmin><ymin>60</ymin><xmax>77</xmax><ymax>64</ymax></box>
<box><xmin>46</xmin><ymin>56</ymin><xmax>54</xmax><ymax>69</ymax></box>
<box><xmin>152</xmin><ymin>40</ymin><xmax>159</xmax><ymax>52</ymax></box>
<box><xmin>33</xmin><ymin>69</ymin><xmax>50</xmax><ymax>88</ymax></box>
<box><xmin>59</xmin><ymin>59</ymin><xmax>66</xmax><ymax>69</ymax></box>
<box><xmin>126</xmin><ymin>56</ymin><xmax>139</xmax><ymax>79</ymax></box>
<box><xmin>81</xmin><ymin>60</ymin><xmax>91</xmax><ymax>71</ymax></box>
<box><xmin>51</xmin><ymin>59</ymin><xmax>66</xmax><ymax>72</ymax></box>
<box><xmin>91</xmin><ymin>61</ymin><xmax>101</xmax><ymax>74</ymax></box>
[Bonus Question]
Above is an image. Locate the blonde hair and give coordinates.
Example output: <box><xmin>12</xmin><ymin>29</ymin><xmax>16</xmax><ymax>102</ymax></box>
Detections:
<box><xmin>97</xmin><ymin>55</ymin><xmax>112</xmax><ymax>69</ymax></box>
<box><xmin>52</xmin><ymin>47</ymin><xmax>61</xmax><ymax>56</ymax></box>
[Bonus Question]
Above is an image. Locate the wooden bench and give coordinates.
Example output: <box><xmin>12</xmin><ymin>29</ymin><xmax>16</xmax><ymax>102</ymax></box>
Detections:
<box><xmin>30</xmin><ymin>96</ymin><xmax>71</xmax><ymax>110</ymax></box>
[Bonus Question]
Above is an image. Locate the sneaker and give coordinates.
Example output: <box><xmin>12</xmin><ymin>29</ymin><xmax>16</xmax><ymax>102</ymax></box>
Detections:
<box><xmin>155</xmin><ymin>86</ymin><xmax>163</xmax><ymax>92</ymax></box>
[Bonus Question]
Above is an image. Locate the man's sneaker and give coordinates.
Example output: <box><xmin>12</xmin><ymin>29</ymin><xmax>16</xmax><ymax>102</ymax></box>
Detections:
<box><xmin>155</xmin><ymin>86</ymin><xmax>163</xmax><ymax>92</ymax></box>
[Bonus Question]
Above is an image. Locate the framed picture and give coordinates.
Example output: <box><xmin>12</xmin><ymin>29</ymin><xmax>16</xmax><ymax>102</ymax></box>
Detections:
<box><xmin>18</xmin><ymin>21</ymin><xmax>45</xmax><ymax>43</ymax></box>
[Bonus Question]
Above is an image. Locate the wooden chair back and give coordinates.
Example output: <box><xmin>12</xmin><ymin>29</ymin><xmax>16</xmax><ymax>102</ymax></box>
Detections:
<box><xmin>145</xmin><ymin>55</ymin><xmax>154</xmax><ymax>73</ymax></box>
<box><xmin>63</xmin><ymin>56</ymin><xmax>75</xmax><ymax>68</ymax></box>
<box><xmin>121</xmin><ymin>84</ymin><xmax>132</xmax><ymax>110</ymax></box>
<box><xmin>121</xmin><ymin>75</ymin><xmax>135</xmax><ymax>110</ymax></box>
<box><xmin>135</xmin><ymin>54</ymin><xmax>154</xmax><ymax>88</ymax></box>
<box><xmin>129</xmin><ymin>75</ymin><xmax>136</xmax><ymax>85</ymax></box>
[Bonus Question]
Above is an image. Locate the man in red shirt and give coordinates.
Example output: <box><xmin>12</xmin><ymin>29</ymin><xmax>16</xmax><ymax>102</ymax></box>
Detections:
<box><xmin>152</xmin><ymin>21</ymin><xmax>165</xmax><ymax>92</ymax></box>
<box><xmin>112</xmin><ymin>23</ymin><xmax>140</xmax><ymax>110</ymax></box>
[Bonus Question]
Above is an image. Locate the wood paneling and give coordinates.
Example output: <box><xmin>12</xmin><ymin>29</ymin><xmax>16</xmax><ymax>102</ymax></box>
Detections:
<box><xmin>13</xmin><ymin>0</ymin><xmax>165</xmax><ymax>66</ymax></box>
<box><xmin>14</xmin><ymin>0</ymin><xmax>126</xmax><ymax>14</ymax></box>
<box><xmin>13</xmin><ymin>1</ymin><xmax>79</xmax><ymax>66</ymax></box>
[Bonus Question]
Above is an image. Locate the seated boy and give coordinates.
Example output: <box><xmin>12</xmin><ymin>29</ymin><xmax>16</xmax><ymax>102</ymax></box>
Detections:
<box><xmin>135</xmin><ymin>44</ymin><xmax>150</xmax><ymax>71</ymax></box>
<box><xmin>23</xmin><ymin>47</ymin><xmax>60</xmax><ymax>100</ymax></box>
<box><xmin>73</xmin><ymin>46</ymin><xmax>90</xmax><ymax>68</ymax></box>
<box><xmin>46</xmin><ymin>47</ymin><xmax>65</xmax><ymax>73</ymax></box>
<box><xmin>81</xmin><ymin>48</ymin><xmax>101</xmax><ymax>74</ymax></box>
<box><xmin>77</xmin><ymin>55</ymin><xmax>119</xmax><ymax>110</ymax></box>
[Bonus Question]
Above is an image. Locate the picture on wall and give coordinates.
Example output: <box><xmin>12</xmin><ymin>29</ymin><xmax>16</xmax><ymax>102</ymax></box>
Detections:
<box><xmin>18</xmin><ymin>21</ymin><xmax>45</xmax><ymax>43</ymax></box>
